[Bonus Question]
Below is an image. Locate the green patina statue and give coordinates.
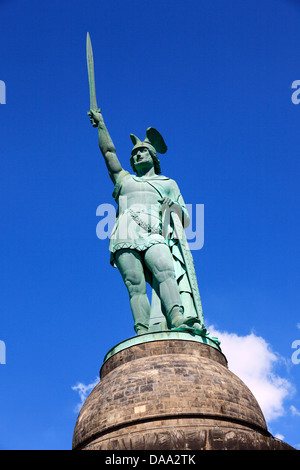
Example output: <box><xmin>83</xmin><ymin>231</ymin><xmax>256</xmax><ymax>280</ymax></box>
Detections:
<box><xmin>86</xmin><ymin>33</ymin><xmax>207</xmax><ymax>337</ymax></box>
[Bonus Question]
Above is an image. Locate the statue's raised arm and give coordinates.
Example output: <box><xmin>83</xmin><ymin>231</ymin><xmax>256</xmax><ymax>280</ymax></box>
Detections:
<box><xmin>88</xmin><ymin>109</ymin><xmax>123</xmax><ymax>184</ymax></box>
<box><xmin>86</xmin><ymin>32</ymin><xmax>123</xmax><ymax>184</ymax></box>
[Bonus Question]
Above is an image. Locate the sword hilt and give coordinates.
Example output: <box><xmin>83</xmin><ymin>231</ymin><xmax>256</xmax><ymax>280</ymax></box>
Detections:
<box><xmin>87</xmin><ymin>108</ymin><xmax>102</xmax><ymax>128</ymax></box>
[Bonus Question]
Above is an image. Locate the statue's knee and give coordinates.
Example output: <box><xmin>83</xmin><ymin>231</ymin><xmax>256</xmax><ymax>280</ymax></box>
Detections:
<box><xmin>124</xmin><ymin>271</ymin><xmax>145</xmax><ymax>297</ymax></box>
<box><xmin>155</xmin><ymin>266</ymin><xmax>176</xmax><ymax>283</ymax></box>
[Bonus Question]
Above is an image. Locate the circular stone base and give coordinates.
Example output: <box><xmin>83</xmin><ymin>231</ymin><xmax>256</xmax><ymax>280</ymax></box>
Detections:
<box><xmin>102</xmin><ymin>330</ymin><xmax>222</xmax><ymax>366</ymax></box>
<box><xmin>72</xmin><ymin>335</ymin><xmax>295</xmax><ymax>450</ymax></box>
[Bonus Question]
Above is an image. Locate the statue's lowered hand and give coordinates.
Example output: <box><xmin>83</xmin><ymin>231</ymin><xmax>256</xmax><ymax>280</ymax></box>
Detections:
<box><xmin>159</xmin><ymin>197</ymin><xmax>176</xmax><ymax>208</ymax></box>
<box><xmin>87</xmin><ymin>109</ymin><xmax>101</xmax><ymax>127</ymax></box>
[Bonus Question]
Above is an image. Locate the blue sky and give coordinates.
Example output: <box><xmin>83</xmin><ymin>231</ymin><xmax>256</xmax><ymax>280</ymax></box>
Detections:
<box><xmin>0</xmin><ymin>0</ymin><xmax>300</xmax><ymax>449</ymax></box>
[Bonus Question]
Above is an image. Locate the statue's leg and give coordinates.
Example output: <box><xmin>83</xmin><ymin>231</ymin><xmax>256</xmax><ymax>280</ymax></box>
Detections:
<box><xmin>115</xmin><ymin>248</ymin><xmax>150</xmax><ymax>335</ymax></box>
<box><xmin>144</xmin><ymin>244</ymin><xmax>186</xmax><ymax>329</ymax></box>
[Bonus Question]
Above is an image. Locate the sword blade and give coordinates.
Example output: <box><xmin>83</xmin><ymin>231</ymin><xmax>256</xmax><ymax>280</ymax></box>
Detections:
<box><xmin>86</xmin><ymin>32</ymin><xmax>98</xmax><ymax>110</ymax></box>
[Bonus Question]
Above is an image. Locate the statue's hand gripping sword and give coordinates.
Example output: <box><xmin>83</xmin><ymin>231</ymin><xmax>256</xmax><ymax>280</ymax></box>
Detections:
<box><xmin>86</xmin><ymin>32</ymin><xmax>101</xmax><ymax>126</ymax></box>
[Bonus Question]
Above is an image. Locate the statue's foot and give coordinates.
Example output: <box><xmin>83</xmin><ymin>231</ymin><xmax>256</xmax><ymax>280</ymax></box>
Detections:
<box><xmin>168</xmin><ymin>308</ymin><xmax>207</xmax><ymax>335</ymax></box>
<box><xmin>135</xmin><ymin>324</ymin><xmax>149</xmax><ymax>335</ymax></box>
<box><xmin>171</xmin><ymin>324</ymin><xmax>194</xmax><ymax>332</ymax></box>
<box><xmin>190</xmin><ymin>322</ymin><xmax>207</xmax><ymax>334</ymax></box>
<box><xmin>168</xmin><ymin>305</ymin><xmax>185</xmax><ymax>329</ymax></box>
<box><xmin>172</xmin><ymin>318</ymin><xmax>207</xmax><ymax>335</ymax></box>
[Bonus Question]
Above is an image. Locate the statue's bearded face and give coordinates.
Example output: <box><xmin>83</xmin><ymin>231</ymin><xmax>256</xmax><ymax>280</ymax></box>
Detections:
<box><xmin>131</xmin><ymin>147</ymin><xmax>154</xmax><ymax>170</ymax></box>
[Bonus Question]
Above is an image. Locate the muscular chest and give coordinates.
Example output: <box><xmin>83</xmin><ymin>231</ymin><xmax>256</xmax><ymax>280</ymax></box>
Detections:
<box><xmin>119</xmin><ymin>177</ymin><xmax>168</xmax><ymax>205</ymax></box>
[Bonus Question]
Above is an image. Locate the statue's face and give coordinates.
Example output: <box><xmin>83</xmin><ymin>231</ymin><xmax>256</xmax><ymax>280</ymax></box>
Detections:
<box><xmin>131</xmin><ymin>147</ymin><xmax>154</xmax><ymax>171</ymax></box>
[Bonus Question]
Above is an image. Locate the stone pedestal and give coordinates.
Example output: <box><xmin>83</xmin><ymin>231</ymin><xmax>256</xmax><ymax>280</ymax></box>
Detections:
<box><xmin>72</xmin><ymin>332</ymin><xmax>294</xmax><ymax>450</ymax></box>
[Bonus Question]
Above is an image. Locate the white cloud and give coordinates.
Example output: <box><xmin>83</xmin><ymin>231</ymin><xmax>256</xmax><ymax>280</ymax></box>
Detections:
<box><xmin>208</xmin><ymin>326</ymin><xmax>294</xmax><ymax>423</ymax></box>
<box><xmin>72</xmin><ymin>377</ymin><xmax>100</xmax><ymax>412</ymax></box>
<box><xmin>290</xmin><ymin>405</ymin><xmax>300</xmax><ymax>416</ymax></box>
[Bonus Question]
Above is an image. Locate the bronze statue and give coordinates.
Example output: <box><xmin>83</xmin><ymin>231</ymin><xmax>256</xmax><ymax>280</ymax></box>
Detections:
<box><xmin>87</xmin><ymin>33</ymin><xmax>206</xmax><ymax>337</ymax></box>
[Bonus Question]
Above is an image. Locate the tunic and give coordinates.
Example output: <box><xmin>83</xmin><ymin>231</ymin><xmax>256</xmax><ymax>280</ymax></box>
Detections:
<box><xmin>109</xmin><ymin>170</ymin><xmax>186</xmax><ymax>266</ymax></box>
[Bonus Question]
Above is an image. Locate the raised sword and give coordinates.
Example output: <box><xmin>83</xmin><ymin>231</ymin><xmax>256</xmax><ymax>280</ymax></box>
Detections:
<box><xmin>86</xmin><ymin>32</ymin><xmax>101</xmax><ymax>125</ymax></box>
